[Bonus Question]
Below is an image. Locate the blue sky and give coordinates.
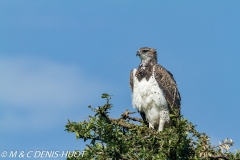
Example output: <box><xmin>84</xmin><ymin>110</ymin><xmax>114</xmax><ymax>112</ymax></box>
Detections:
<box><xmin>1</xmin><ymin>1</ymin><xmax>240</xmax><ymax>159</ymax></box>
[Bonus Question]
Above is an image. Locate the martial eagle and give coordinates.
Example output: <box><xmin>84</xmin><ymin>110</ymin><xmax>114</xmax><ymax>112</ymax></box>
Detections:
<box><xmin>130</xmin><ymin>47</ymin><xmax>181</xmax><ymax>132</ymax></box>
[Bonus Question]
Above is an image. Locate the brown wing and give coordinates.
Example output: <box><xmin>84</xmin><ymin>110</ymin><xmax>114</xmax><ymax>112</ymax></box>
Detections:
<box><xmin>130</xmin><ymin>69</ymin><xmax>134</xmax><ymax>92</ymax></box>
<box><xmin>154</xmin><ymin>64</ymin><xmax>181</xmax><ymax>114</ymax></box>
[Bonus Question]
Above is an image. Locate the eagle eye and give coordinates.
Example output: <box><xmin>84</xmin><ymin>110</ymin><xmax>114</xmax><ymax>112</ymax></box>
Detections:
<box><xmin>142</xmin><ymin>50</ymin><xmax>148</xmax><ymax>53</ymax></box>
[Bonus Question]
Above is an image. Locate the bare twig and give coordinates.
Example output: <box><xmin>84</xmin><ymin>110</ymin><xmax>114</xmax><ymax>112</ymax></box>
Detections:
<box><xmin>121</xmin><ymin>109</ymin><xmax>142</xmax><ymax>122</ymax></box>
<box><xmin>125</xmin><ymin>116</ymin><xmax>143</xmax><ymax>122</ymax></box>
<box><xmin>209</xmin><ymin>154</ymin><xmax>230</xmax><ymax>160</ymax></box>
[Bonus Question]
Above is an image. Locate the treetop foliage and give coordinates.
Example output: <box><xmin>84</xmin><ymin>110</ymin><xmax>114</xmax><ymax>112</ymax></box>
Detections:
<box><xmin>65</xmin><ymin>94</ymin><xmax>240</xmax><ymax>160</ymax></box>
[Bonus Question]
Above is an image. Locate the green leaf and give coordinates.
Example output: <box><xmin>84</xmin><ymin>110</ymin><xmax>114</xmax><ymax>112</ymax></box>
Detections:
<box><xmin>65</xmin><ymin>94</ymin><xmax>238</xmax><ymax>160</ymax></box>
<box><xmin>75</xmin><ymin>131</ymin><xmax>79</xmax><ymax>140</ymax></box>
<box><xmin>101</xmin><ymin>93</ymin><xmax>109</xmax><ymax>98</ymax></box>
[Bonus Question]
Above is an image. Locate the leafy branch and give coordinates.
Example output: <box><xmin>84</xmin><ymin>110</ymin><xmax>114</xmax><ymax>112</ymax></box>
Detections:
<box><xmin>65</xmin><ymin>94</ymin><xmax>240</xmax><ymax>160</ymax></box>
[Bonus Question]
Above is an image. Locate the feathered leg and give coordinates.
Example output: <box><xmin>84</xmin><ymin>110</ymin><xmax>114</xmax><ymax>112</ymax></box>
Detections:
<box><xmin>158</xmin><ymin>110</ymin><xmax>170</xmax><ymax>132</ymax></box>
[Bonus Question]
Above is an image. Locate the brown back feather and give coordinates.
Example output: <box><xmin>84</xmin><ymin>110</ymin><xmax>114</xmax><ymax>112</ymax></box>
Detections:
<box><xmin>154</xmin><ymin>64</ymin><xmax>181</xmax><ymax>114</ymax></box>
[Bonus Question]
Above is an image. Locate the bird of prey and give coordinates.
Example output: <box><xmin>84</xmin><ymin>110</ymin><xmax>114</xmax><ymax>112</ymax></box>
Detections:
<box><xmin>130</xmin><ymin>47</ymin><xmax>181</xmax><ymax>132</ymax></box>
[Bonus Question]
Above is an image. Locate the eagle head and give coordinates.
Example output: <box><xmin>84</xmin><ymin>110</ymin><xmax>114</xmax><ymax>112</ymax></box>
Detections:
<box><xmin>136</xmin><ymin>47</ymin><xmax>157</xmax><ymax>63</ymax></box>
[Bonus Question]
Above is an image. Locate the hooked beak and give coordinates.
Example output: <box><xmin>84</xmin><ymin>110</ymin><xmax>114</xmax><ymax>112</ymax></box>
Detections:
<box><xmin>136</xmin><ymin>51</ymin><xmax>140</xmax><ymax>57</ymax></box>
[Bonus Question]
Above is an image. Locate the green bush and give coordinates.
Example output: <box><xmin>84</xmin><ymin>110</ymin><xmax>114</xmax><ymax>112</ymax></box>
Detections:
<box><xmin>65</xmin><ymin>94</ymin><xmax>240</xmax><ymax>160</ymax></box>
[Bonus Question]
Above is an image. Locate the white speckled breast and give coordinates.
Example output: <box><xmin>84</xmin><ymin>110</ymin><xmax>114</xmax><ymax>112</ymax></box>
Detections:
<box><xmin>132</xmin><ymin>68</ymin><xmax>169</xmax><ymax>127</ymax></box>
